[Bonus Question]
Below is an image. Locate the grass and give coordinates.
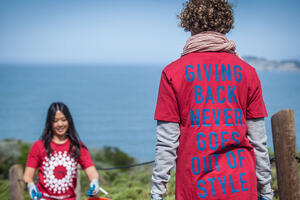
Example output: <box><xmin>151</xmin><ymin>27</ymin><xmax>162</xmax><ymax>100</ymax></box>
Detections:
<box><xmin>79</xmin><ymin>166</ymin><xmax>155</xmax><ymax>200</ymax></box>
<box><xmin>0</xmin><ymin>159</ymin><xmax>288</xmax><ymax>200</ymax></box>
<box><xmin>0</xmin><ymin>165</ymin><xmax>288</xmax><ymax>200</ymax></box>
<box><xmin>0</xmin><ymin>139</ymin><xmax>299</xmax><ymax>199</ymax></box>
<box><xmin>0</xmin><ymin>179</ymin><xmax>10</xmax><ymax>200</ymax></box>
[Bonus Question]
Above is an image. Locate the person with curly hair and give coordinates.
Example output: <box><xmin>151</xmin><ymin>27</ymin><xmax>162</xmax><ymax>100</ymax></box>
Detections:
<box><xmin>151</xmin><ymin>0</ymin><xmax>273</xmax><ymax>199</ymax></box>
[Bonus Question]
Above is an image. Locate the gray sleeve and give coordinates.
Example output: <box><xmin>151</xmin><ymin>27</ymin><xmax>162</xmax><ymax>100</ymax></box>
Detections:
<box><xmin>246</xmin><ymin>118</ymin><xmax>273</xmax><ymax>200</ymax></box>
<box><xmin>151</xmin><ymin>120</ymin><xmax>180</xmax><ymax>199</ymax></box>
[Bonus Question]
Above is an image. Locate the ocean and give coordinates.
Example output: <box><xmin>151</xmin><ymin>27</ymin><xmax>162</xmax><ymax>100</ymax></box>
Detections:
<box><xmin>0</xmin><ymin>64</ymin><xmax>299</xmax><ymax>162</ymax></box>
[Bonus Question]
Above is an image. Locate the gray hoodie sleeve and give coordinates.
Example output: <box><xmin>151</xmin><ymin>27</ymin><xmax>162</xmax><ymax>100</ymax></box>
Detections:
<box><xmin>246</xmin><ymin>118</ymin><xmax>273</xmax><ymax>200</ymax></box>
<box><xmin>151</xmin><ymin>120</ymin><xmax>180</xmax><ymax>200</ymax></box>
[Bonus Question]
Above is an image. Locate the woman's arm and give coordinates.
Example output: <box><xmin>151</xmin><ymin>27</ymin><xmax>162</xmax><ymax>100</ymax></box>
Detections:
<box><xmin>23</xmin><ymin>167</ymin><xmax>36</xmax><ymax>184</ymax></box>
<box><xmin>24</xmin><ymin>167</ymin><xmax>43</xmax><ymax>199</ymax></box>
<box><xmin>84</xmin><ymin>166</ymin><xmax>101</xmax><ymax>196</ymax></box>
<box><xmin>84</xmin><ymin>166</ymin><xmax>99</xmax><ymax>182</ymax></box>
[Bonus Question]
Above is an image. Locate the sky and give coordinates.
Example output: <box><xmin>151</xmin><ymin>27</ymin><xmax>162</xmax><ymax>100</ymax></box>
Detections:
<box><xmin>0</xmin><ymin>0</ymin><xmax>299</xmax><ymax>65</ymax></box>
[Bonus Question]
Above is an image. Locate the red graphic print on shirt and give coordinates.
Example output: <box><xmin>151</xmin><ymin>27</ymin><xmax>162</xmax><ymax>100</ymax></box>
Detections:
<box><xmin>26</xmin><ymin>139</ymin><xmax>94</xmax><ymax>200</ymax></box>
<box><xmin>42</xmin><ymin>151</ymin><xmax>77</xmax><ymax>194</ymax></box>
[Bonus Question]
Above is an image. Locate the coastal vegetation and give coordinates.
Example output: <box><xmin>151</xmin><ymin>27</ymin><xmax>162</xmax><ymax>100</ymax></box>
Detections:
<box><xmin>0</xmin><ymin>139</ymin><xmax>298</xmax><ymax>200</ymax></box>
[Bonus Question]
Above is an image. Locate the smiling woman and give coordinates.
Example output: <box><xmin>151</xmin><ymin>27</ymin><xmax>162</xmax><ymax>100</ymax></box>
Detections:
<box><xmin>23</xmin><ymin>102</ymin><xmax>100</xmax><ymax>200</ymax></box>
<box><xmin>41</xmin><ymin>102</ymin><xmax>83</xmax><ymax>158</ymax></box>
<box><xmin>51</xmin><ymin>111</ymin><xmax>69</xmax><ymax>143</ymax></box>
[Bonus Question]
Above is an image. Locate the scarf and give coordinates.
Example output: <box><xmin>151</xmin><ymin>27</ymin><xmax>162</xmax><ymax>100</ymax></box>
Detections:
<box><xmin>182</xmin><ymin>31</ymin><xmax>241</xmax><ymax>59</ymax></box>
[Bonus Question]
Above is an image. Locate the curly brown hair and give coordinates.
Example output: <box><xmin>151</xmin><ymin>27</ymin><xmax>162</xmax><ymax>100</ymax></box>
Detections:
<box><xmin>178</xmin><ymin>0</ymin><xmax>234</xmax><ymax>35</ymax></box>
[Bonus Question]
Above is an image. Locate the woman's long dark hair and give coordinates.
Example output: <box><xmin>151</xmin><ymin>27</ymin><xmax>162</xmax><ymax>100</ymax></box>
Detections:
<box><xmin>41</xmin><ymin>102</ymin><xmax>86</xmax><ymax>159</ymax></box>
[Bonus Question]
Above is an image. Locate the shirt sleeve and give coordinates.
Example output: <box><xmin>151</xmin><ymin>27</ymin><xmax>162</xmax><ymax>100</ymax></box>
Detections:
<box><xmin>151</xmin><ymin>121</ymin><xmax>180</xmax><ymax>196</ymax></box>
<box><xmin>26</xmin><ymin>141</ymin><xmax>41</xmax><ymax>168</ymax></box>
<box><xmin>154</xmin><ymin>70</ymin><xmax>180</xmax><ymax>123</ymax></box>
<box><xmin>246</xmin><ymin>118</ymin><xmax>273</xmax><ymax>200</ymax></box>
<box><xmin>246</xmin><ymin>69</ymin><xmax>268</xmax><ymax>119</ymax></box>
<box><xmin>79</xmin><ymin>144</ymin><xmax>94</xmax><ymax>169</ymax></box>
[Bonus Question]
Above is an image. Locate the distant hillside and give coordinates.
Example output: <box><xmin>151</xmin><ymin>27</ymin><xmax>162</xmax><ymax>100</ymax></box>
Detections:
<box><xmin>243</xmin><ymin>56</ymin><xmax>300</xmax><ymax>71</ymax></box>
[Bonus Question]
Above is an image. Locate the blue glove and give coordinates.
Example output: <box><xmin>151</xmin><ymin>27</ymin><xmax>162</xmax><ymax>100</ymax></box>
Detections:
<box><xmin>151</xmin><ymin>193</ymin><xmax>163</xmax><ymax>200</ymax></box>
<box><xmin>258</xmin><ymin>197</ymin><xmax>269</xmax><ymax>200</ymax></box>
<box><xmin>86</xmin><ymin>179</ymin><xmax>100</xmax><ymax>197</ymax></box>
<box><xmin>27</xmin><ymin>182</ymin><xmax>42</xmax><ymax>200</ymax></box>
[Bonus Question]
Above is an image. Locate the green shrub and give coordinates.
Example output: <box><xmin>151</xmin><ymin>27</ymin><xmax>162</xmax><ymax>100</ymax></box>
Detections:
<box><xmin>0</xmin><ymin>139</ymin><xmax>296</xmax><ymax>200</ymax></box>
<box><xmin>95</xmin><ymin>146</ymin><xmax>136</xmax><ymax>168</ymax></box>
<box><xmin>0</xmin><ymin>139</ymin><xmax>22</xmax><ymax>179</ymax></box>
<box><xmin>18</xmin><ymin>142</ymin><xmax>30</xmax><ymax>167</ymax></box>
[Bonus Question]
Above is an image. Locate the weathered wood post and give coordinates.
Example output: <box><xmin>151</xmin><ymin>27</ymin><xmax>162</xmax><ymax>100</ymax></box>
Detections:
<box><xmin>271</xmin><ymin>109</ymin><xmax>300</xmax><ymax>200</ymax></box>
<box><xmin>75</xmin><ymin>167</ymin><xmax>81</xmax><ymax>200</ymax></box>
<box><xmin>9</xmin><ymin>164</ymin><xmax>24</xmax><ymax>200</ymax></box>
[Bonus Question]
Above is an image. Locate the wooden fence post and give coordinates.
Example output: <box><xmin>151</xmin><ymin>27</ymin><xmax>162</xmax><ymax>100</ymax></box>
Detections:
<box><xmin>271</xmin><ymin>109</ymin><xmax>300</xmax><ymax>200</ymax></box>
<box><xmin>75</xmin><ymin>167</ymin><xmax>81</xmax><ymax>200</ymax></box>
<box><xmin>9</xmin><ymin>164</ymin><xmax>24</xmax><ymax>200</ymax></box>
